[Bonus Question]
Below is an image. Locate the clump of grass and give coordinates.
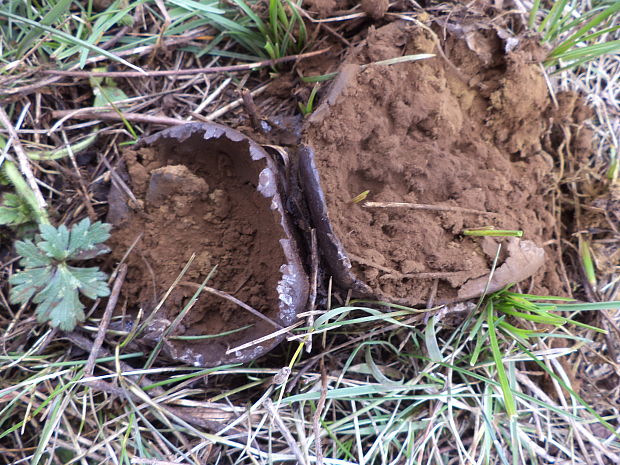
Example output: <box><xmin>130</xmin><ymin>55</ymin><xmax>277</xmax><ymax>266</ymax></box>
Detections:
<box><xmin>227</xmin><ymin>0</ymin><xmax>308</xmax><ymax>60</ymax></box>
<box><xmin>530</xmin><ymin>0</ymin><xmax>620</xmax><ymax>70</ymax></box>
<box><xmin>250</xmin><ymin>290</ymin><xmax>619</xmax><ymax>464</ymax></box>
<box><xmin>0</xmin><ymin>0</ymin><xmax>309</xmax><ymax>79</ymax></box>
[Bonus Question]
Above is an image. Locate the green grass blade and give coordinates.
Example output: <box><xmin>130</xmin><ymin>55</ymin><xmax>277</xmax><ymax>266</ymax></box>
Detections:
<box><xmin>518</xmin><ymin>342</ymin><xmax>620</xmax><ymax>439</ymax></box>
<box><xmin>528</xmin><ymin>0</ymin><xmax>541</xmax><ymax>29</ymax></box>
<box><xmin>539</xmin><ymin>0</ymin><xmax>569</xmax><ymax>38</ymax></box>
<box><xmin>550</xmin><ymin>39</ymin><xmax>620</xmax><ymax>64</ymax></box>
<box><xmin>498</xmin><ymin>307</ymin><xmax>565</xmax><ymax>325</ymax></box>
<box><xmin>16</xmin><ymin>0</ymin><xmax>73</xmax><ymax>56</ymax></box>
<box><xmin>545</xmin><ymin>1</ymin><xmax>577</xmax><ymax>42</ymax></box>
<box><xmin>552</xmin><ymin>301</ymin><xmax>620</xmax><ymax>311</ymax></box>
<box><xmin>486</xmin><ymin>300</ymin><xmax>517</xmax><ymax>418</ymax></box>
<box><xmin>228</xmin><ymin>0</ymin><xmax>269</xmax><ymax>37</ymax></box>
<box><xmin>0</xmin><ymin>10</ymin><xmax>144</xmax><ymax>72</ymax></box>
<box><xmin>301</xmin><ymin>72</ymin><xmax>338</xmax><ymax>83</ymax></box>
<box><xmin>424</xmin><ymin>316</ymin><xmax>443</xmax><ymax>362</ymax></box>
<box><xmin>165</xmin><ymin>0</ymin><xmax>224</xmax><ymax>14</ymax></box>
<box><xmin>549</xmin><ymin>3</ymin><xmax>620</xmax><ymax>56</ymax></box>
<box><xmin>31</xmin><ymin>391</ymin><xmax>72</xmax><ymax>465</ymax></box>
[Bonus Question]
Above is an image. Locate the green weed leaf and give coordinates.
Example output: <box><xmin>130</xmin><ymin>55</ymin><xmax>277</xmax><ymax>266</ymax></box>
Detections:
<box><xmin>14</xmin><ymin>240</ymin><xmax>52</xmax><ymax>268</ymax></box>
<box><xmin>9</xmin><ymin>219</ymin><xmax>112</xmax><ymax>331</ymax></box>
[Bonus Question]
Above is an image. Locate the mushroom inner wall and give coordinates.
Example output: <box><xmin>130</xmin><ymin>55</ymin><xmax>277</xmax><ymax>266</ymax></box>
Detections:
<box><xmin>109</xmin><ymin>130</ymin><xmax>291</xmax><ymax>365</ymax></box>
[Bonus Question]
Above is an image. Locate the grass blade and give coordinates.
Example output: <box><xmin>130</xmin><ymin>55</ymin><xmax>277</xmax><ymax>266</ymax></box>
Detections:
<box><xmin>0</xmin><ymin>10</ymin><xmax>144</xmax><ymax>72</ymax></box>
<box><xmin>486</xmin><ymin>300</ymin><xmax>517</xmax><ymax>418</ymax></box>
<box><xmin>16</xmin><ymin>0</ymin><xmax>73</xmax><ymax>57</ymax></box>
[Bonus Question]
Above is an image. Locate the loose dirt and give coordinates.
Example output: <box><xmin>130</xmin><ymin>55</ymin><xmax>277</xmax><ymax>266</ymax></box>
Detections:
<box><xmin>303</xmin><ymin>21</ymin><xmax>567</xmax><ymax>304</ymax></box>
<box><xmin>108</xmin><ymin>127</ymin><xmax>297</xmax><ymax>365</ymax></box>
<box><xmin>303</xmin><ymin>0</ymin><xmax>355</xmax><ymax>18</ymax></box>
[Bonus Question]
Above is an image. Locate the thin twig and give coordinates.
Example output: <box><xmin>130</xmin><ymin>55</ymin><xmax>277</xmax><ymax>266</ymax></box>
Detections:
<box><xmin>178</xmin><ymin>281</ymin><xmax>283</xmax><ymax>329</ymax></box>
<box><xmin>363</xmin><ymin>201</ymin><xmax>496</xmax><ymax>216</ymax></box>
<box><xmin>313</xmin><ymin>358</ymin><xmax>327</xmax><ymax>465</ymax></box>
<box><xmin>306</xmin><ymin>228</ymin><xmax>319</xmax><ymax>353</ymax></box>
<box><xmin>131</xmin><ymin>459</ymin><xmax>191</xmax><ymax>465</ymax></box>
<box><xmin>202</xmin><ymin>83</ymin><xmax>269</xmax><ymax>121</ymax></box>
<box><xmin>84</xmin><ymin>264</ymin><xmax>127</xmax><ymax>377</ymax></box>
<box><xmin>226</xmin><ymin>321</ymin><xmax>304</xmax><ymax>355</ymax></box>
<box><xmin>51</xmin><ymin>110</ymin><xmax>185</xmax><ymax>126</ymax></box>
<box><xmin>1</xmin><ymin>75</ymin><xmax>65</xmax><ymax>98</ymax></box>
<box><xmin>42</xmin><ymin>48</ymin><xmax>330</xmax><ymax>78</ymax></box>
<box><xmin>190</xmin><ymin>77</ymin><xmax>231</xmax><ymax>118</ymax></box>
<box><xmin>0</xmin><ymin>106</ymin><xmax>47</xmax><ymax>209</ymax></box>
<box><xmin>426</xmin><ymin>279</ymin><xmax>439</xmax><ymax>310</ymax></box>
<box><xmin>241</xmin><ymin>88</ymin><xmax>265</xmax><ymax>133</ymax></box>
<box><xmin>264</xmin><ymin>398</ymin><xmax>308</xmax><ymax>465</ymax></box>
<box><xmin>347</xmin><ymin>252</ymin><xmax>467</xmax><ymax>279</ymax></box>
<box><xmin>62</xmin><ymin>131</ymin><xmax>97</xmax><ymax>220</ymax></box>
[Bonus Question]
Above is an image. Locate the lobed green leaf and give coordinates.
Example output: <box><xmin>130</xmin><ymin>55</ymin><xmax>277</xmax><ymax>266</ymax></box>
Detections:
<box><xmin>9</xmin><ymin>266</ymin><xmax>53</xmax><ymax>304</ymax></box>
<box><xmin>39</xmin><ymin>223</ymin><xmax>70</xmax><ymax>260</ymax></box>
<box><xmin>15</xmin><ymin>240</ymin><xmax>51</xmax><ymax>268</ymax></box>
<box><xmin>9</xmin><ymin>220</ymin><xmax>112</xmax><ymax>331</ymax></box>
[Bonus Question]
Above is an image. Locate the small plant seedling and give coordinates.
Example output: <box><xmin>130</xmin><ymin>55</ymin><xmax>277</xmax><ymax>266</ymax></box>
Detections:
<box><xmin>463</xmin><ymin>228</ymin><xmax>523</xmax><ymax>237</ymax></box>
<box><xmin>298</xmin><ymin>83</ymin><xmax>319</xmax><ymax>117</ymax></box>
<box><xmin>9</xmin><ymin>218</ymin><xmax>112</xmax><ymax>331</ymax></box>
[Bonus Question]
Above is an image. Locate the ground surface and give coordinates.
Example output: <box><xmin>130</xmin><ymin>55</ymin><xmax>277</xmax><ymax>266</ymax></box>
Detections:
<box><xmin>1</xmin><ymin>1</ymin><xmax>620</xmax><ymax>464</ymax></box>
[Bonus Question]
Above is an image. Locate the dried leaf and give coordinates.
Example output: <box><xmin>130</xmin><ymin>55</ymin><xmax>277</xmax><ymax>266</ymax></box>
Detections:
<box><xmin>457</xmin><ymin>238</ymin><xmax>545</xmax><ymax>300</ymax></box>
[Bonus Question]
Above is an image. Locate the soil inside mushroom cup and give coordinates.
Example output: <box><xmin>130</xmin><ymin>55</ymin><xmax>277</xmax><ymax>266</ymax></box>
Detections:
<box><xmin>301</xmin><ymin>21</ymin><xmax>567</xmax><ymax>305</ymax></box>
<box><xmin>108</xmin><ymin>123</ymin><xmax>308</xmax><ymax>367</ymax></box>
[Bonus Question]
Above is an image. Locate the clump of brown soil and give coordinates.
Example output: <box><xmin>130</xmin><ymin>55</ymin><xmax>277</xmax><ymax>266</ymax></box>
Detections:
<box><xmin>303</xmin><ymin>22</ymin><xmax>564</xmax><ymax>304</ymax></box>
<box><xmin>303</xmin><ymin>0</ymin><xmax>356</xmax><ymax>17</ymax></box>
<box><xmin>108</xmin><ymin>124</ymin><xmax>307</xmax><ymax>366</ymax></box>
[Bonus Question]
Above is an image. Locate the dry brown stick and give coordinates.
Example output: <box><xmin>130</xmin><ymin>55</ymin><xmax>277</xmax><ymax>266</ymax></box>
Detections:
<box><xmin>131</xmin><ymin>459</ymin><xmax>189</xmax><ymax>465</ymax></box>
<box><xmin>87</xmin><ymin>379</ymin><xmax>227</xmax><ymax>433</ymax></box>
<box><xmin>66</xmin><ymin>332</ymin><xmax>165</xmax><ymax>397</ymax></box>
<box><xmin>306</xmin><ymin>229</ymin><xmax>319</xmax><ymax>353</ymax></box>
<box><xmin>241</xmin><ymin>88</ymin><xmax>264</xmax><ymax>133</ymax></box>
<box><xmin>2</xmin><ymin>30</ymin><xmax>209</xmax><ymax>98</ymax></box>
<box><xmin>363</xmin><ymin>201</ymin><xmax>496</xmax><ymax>216</ymax></box>
<box><xmin>426</xmin><ymin>279</ymin><xmax>439</xmax><ymax>310</ymax></box>
<box><xmin>84</xmin><ymin>264</ymin><xmax>127</xmax><ymax>377</ymax></box>
<box><xmin>347</xmin><ymin>252</ymin><xmax>466</xmax><ymax>279</ymax></box>
<box><xmin>265</xmin><ymin>398</ymin><xmax>308</xmax><ymax>465</ymax></box>
<box><xmin>51</xmin><ymin>110</ymin><xmax>185</xmax><ymax>126</ymax></box>
<box><xmin>0</xmin><ymin>106</ymin><xmax>47</xmax><ymax>209</ymax></box>
<box><xmin>203</xmin><ymin>83</ymin><xmax>269</xmax><ymax>121</ymax></box>
<box><xmin>2</xmin><ymin>75</ymin><xmax>65</xmax><ymax>98</ymax></box>
<box><xmin>62</xmin><ymin>132</ymin><xmax>97</xmax><ymax>220</ymax></box>
<box><xmin>178</xmin><ymin>281</ymin><xmax>283</xmax><ymax>330</ymax></box>
<box><xmin>42</xmin><ymin>48</ymin><xmax>330</xmax><ymax>78</ymax></box>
